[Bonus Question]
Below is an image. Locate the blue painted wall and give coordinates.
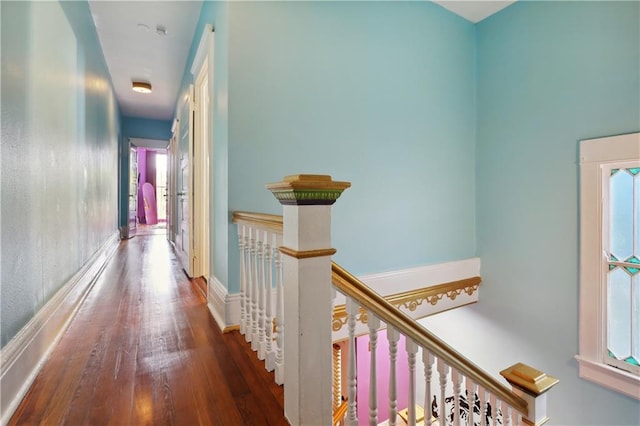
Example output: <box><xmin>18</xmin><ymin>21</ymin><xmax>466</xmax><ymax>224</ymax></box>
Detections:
<box><xmin>1</xmin><ymin>1</ymin><xmax>120</xmax><ymax>348</ymax></box>
<box><xmin>472</xmin><ymin>1</ymin><xmax>638</xmax><ymax>423</ymax></box>
<box><xmin>118</xmin><ymin>116</ymin><xmax>172</xmax><ymax>227</ymax></box>
<box><xmin>226</xmin><ymin>0</ymin><xmax>477</xmax><ymax>292</ymax></box>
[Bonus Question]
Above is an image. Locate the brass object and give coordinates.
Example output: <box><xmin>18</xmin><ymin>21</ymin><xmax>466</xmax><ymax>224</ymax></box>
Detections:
<box><xmin>279</xmin><ymin>246</ymin><xmax>337</xmax><ymax>259</ymax></box>
<box><xmin>398</xmin><ymin>404</ymin><xmax>425</xmax><ymax>423</ymax></box>
<box><xmin>266</xmin><ymin>174</ymin><xmax>352</xmax><ymax>191</ymax></box>
<box><xmin>500</xmin><ymin>363</ymin><xmax>559</xmax><ymax>396</ymax></box>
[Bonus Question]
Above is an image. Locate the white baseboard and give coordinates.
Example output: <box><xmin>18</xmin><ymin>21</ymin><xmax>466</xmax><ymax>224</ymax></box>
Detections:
<box><xmin>207</xmin><ymin>276</ymin><xmax>241</xmax><ymax>332</ymax></box>
<box><xmin>0</xmin><ymin>232</ymin><xmax>120</xmax><ymax>425</ymax></box>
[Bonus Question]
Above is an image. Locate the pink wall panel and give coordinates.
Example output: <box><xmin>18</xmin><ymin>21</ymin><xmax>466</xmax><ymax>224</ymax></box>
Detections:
<box><xmin>356</xmin><ymin>329</ymin><xmax>410</xmax><ymax>424</ymax></box>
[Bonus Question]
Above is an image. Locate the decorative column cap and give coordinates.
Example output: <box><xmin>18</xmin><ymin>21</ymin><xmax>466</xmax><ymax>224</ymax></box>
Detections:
<box><xmin>500</xmin><ymin>363</ymin><xmax>559</xmax><ymax>396</ymax></box>
<box><xmin>266</xmin><ymin>174</ymin><xmax>351</xmax><ymax>206</ymax></box>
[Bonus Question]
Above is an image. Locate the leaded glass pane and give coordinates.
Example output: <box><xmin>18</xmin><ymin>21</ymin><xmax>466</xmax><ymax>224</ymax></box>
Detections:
<box><xmin>633</xmin><ymin>274</ymin><xmax>640</xmax><ymax>363</ymax></box>
<box><xmin>608</xmin><ymin>268</ymin><xmax>631</xmax><ymax>360</ymax></box>
<box><xmin>625</xmin><ymin>256</ymin><xmax>640</xmax><ymax>275</ymax></box>
<box><xmin>635</xmin><ymin>174</ymin><xmax>639</xmax><ymax>259</ymax></box>
<box><xmin>610</xmin><ymin>170</ymin><xmax>634</xmax><ymax>261</ymax></box>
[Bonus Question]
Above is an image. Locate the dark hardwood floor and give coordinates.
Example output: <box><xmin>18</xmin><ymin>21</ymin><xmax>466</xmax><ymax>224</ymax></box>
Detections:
<box><xmin>9</xmin><ymin>234</ymin><xmax>286</xmax><ymax>426</ymax></box>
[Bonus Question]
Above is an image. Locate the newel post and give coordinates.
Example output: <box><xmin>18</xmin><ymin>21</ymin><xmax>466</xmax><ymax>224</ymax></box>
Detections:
<box><xmin>267</xmin><ymin>174</ymin><xmax>351</xmax><ymax>426</ymax></box>
<box><xmin>500</xmin><ymin>363</ymin><xmax>559</xmax><ymax>426</ymax></box>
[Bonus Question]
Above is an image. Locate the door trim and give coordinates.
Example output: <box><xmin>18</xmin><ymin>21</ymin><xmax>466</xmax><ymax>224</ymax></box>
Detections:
<box><xmin>190</xmin><ymin>24</ymin><xmax>214</xmax><ymax>282</ymax></box>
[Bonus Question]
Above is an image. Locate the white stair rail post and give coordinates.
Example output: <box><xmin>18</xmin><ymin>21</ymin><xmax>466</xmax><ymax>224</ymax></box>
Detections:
<box><xmin>267</xmin><ymin>174</ymin><xmax>351</xmax><ymax>426</ymax></box>
<box><xmin>500</xmin><ymin>363</ymin><xmax>559</xmax><ymax>426</ymax></box>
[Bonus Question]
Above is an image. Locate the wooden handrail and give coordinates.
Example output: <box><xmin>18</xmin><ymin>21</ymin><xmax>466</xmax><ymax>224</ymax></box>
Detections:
<box><xmin>232</xmin><ymin>211</ymin><xmax>283</xmax><ymax>232</ymax></box>
<box><xmin>331</xmin><ymin>261</ymin><xmax>529</xmax><ymax>417</ymax></box>
<box><xmin>332</xmin><ymin>398</ymin><xmax>349</xmax><ymax>426</ymax></box>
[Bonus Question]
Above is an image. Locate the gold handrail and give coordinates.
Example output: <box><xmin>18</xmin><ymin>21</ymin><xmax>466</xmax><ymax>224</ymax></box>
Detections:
<box><xmin>331</xmin><ymin>262</ymin><xmax>529</xmax><ymax>417</ymax></box>
<box><xmin>231</xmin><ymin>211</ymin><xmax>528</xmax><ymax>416</ymax></box>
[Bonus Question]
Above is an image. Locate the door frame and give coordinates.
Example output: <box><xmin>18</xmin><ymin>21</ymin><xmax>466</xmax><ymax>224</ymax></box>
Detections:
<box><xmin>190</xmin><ymin>24</ymin><xmax>214</xmax><ymax>281</ymax></box>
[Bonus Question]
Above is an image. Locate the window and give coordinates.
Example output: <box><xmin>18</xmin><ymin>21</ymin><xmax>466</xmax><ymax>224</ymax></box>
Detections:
<box><xmin>577</xmin><ymin>132</ymin><xmax>640</xmax><ymax>400</ymax></box>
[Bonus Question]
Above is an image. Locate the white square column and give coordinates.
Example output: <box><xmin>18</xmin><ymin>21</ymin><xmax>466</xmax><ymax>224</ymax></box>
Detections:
<box><xmin>267</xmin><ymin>175</ymin><xmax>350</xmax><ymax>426</ymax></box>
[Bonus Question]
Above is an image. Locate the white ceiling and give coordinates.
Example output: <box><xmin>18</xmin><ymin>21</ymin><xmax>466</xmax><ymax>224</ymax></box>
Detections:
<box><xmin>88</xmin><ymin>0</ymin><xmax>202</xmax><ymax>120</ymax></box>
<box><xmin>433</xmin><ymin>1</ymin><xmax>516</xmax><ymax>23</ymax></box>
<box><xmin>89</xmin><ymin>1</ymin><xmax>514</xmax><ymax>122</ymax></box>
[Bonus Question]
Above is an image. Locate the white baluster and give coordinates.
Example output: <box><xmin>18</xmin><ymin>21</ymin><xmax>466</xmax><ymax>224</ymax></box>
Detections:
<box><xmin>273</xmin><ymin>236</ymin><xmax>284</xmax><ymax>385</ymax></box>
<box><xmin>466</xmin><ymin>379</ymin><xmax>477</xmax><ymax>426</ymax></box>
<box><xmin>451</xmin><ymin>369</ymin><xmax>461</xmax><ymax>426</ymax></box>
<box><xmin>501</xmin><ymin>400</ymin><xmax>511</xmax><ymax>426</ymax></box>
<box><xmin>388</xmin><ymin>326</ymin><xmax>399</xmax><ymax>426</ymax></box>
<box><xmin>346</xmin><ymin>297</ymin><xmax>358</xmax><ymax>425</ymax></box>
<box><xmin>256</xmin><ymin>232</ymin><xmax>266</xmax><ymax>358</ymax></box>
<box><xmin>251</xmin><ymin>229</ymin><xmax>259</xmax><ymax>349</ymax></box>
<box><xmin>238</xmin><ymin>225</ymin><xmax>246</xmax><ymax>336</ymax></box>
<box><xmin>263</xmin><ymin>232</ymin><xmax>275</xmax><ymax>371</ymax></box>
<box><xmin>489</xmin><ymin>393</ymin><xmax>497</xmax><ymax>426</ymax></box>
<box><xmin>437</xmin><ymin>358</ymin><xmax>449</xmax><ymax>426</ymax></box>
<box><xmin>406</xmin><ymin>339</ymin><xmax>418</xmax><ymax>426</ymax></box>
<box><xmin>422</xmin><ymin>349</ymin><xmax>435</xmax><ymax>426</ymax></box>
<box><xmin>478</xmin><ymin>386</ymin><xmax>487</xmax><ymax>426</ymax></box>
<box><xmin>368</xmin><ymin>312</ymin><xmax>380</xmax><ymax>426</ymax></box>
<box><xmin>245</xmin><ymin>230</ymin><xmax>254</xmax><ymax>343</ymax></box>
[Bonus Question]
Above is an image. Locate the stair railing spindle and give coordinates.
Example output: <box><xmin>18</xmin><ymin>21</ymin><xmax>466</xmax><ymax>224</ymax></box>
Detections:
<box><xmin>388</xmin><ymin>326</ymin><xmax>399</xmax><ymax>426</ymax></box>
<box><xmin>368</xmin><ymin>312</ymin><xmax>381</xmax><ymax>426</ymax></box>
<box><xmin>263</xmin><ymin>232</ymin><xmax>275</xmax><ymax>371</ymax></box>
<box><xmin>406</xmin><ymin>338</ymin><xmax>418</xmax><ymax>426</ymax></box>
<box><xmin>346</xmin><ymin>297</ymin><xmax>358</xmax><ymax>425</ymax></box>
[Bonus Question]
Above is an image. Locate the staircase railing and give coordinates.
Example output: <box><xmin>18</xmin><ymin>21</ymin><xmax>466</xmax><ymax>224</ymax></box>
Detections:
<box><xmin>233</xmin><ymin>174</ymin><xmax>558</xmax><ymax>426</ymax></box>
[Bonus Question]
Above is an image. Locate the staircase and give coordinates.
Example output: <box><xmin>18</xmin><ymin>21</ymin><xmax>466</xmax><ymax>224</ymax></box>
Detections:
<box><xmin>233</xmin><ymin>175</ymin><xmax>559</xmax><ymax>426</ymax></box>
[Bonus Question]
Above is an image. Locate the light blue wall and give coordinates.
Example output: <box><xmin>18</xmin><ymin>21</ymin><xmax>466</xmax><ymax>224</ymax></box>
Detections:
<box><xmin>1</xmin><ymin>1</ymin><xmax>120</xmax><ymax>348</ymax></box>
<box><xmin>118</xmin><ymin>116</ymin><xmax>172</xmax><ymax>227</ymax></box>
<box><xmin>227</xmin><ymin>1</ymin><xmax>477</xmax><ymax>292</ymax></box>
<box><xmin>472</xmin><ymin>1</ymin><xmax>639</xmax><ymax>423</ymax></box>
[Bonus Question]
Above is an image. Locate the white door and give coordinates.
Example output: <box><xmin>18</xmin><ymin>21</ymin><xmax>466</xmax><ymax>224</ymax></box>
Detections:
<box><xmin>193</xmin><ymin>57</ymin><xmax>211</xmax><ymax>279</ymax></box>
<box><xmin>127</xmin><ymin>147</ymin><xmax>138</xmax><ymax>238</ymax></box>
<box><xmin>176</xmin><ymin>89</ymin><xmax>193</xmax><ymax>275</ymax></box>
<box><xmin>167</xmin><ymin>134</ymin><xmax>177</xmax><ymax>243</ymax></box>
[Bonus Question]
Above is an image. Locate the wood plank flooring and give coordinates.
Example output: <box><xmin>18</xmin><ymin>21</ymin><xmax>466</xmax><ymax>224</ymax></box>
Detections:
<box><xmin>9</xmin><ymin>234</ymin><xmax>286</xmax><ymax>426</ymax></box>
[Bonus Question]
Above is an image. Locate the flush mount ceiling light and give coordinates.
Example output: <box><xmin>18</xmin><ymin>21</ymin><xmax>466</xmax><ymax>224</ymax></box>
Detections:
<box><xmin>132</xmin><ymin>81</ymin><xmax>152</xmax><ymax>94</ymax></box>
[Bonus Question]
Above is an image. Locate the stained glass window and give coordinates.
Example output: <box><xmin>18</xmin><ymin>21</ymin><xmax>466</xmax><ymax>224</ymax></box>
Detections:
<box><xmin>606</xmin><ymin>166</ymin><xmax>640</xmax><ymax>373</ymax></box>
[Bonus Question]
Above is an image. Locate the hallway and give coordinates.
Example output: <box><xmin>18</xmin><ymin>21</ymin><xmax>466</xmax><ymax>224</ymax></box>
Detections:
<box><xmin>9</xmin><ymin>235</ymin><xmax>286</xmax><ymax>426</ymax></box>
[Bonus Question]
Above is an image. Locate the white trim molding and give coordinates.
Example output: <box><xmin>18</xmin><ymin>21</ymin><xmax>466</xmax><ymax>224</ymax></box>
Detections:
<box><xmin>331</xmin><ymin>258</ymin><xmax>481</xmax><ymax>341</ymax></box>
<box><xmin>190</xmin><ymin>24</ymin><xmax>213</xmax><ymax>77</ymax></box>
<box><xmin>0</xmin><ymin>232</ymin><xmax>120</xmax><ymax>424</ymax></box>
<box><xmin>208</xmin><ymin>276</ymin><xmax>241</xmax><ymax>332</ymax></box>
<box><xmin>577</xmin><ymin>132</ymin><xmax>640</xmax><ymax>400</ymax></box>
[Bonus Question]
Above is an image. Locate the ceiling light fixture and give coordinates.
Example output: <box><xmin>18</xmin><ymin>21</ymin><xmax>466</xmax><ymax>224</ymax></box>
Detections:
<box><xmin>132</xmin><ymin>81</ymin><xmax>152</xmax><ymax>94</ymax></box>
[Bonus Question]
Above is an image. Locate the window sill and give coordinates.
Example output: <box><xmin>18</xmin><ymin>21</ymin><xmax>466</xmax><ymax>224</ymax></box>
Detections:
<box><xmin>575</xmin><ymin>355</ymin><xmax>640</xmax><ymax>400</ymax></box>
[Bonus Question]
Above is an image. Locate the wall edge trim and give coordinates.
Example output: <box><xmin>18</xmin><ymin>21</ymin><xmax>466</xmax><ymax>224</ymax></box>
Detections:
<box><xmin>0</xmin><ymin>232</ymin><xmax>120</xmax><ymax>425</ymax></box>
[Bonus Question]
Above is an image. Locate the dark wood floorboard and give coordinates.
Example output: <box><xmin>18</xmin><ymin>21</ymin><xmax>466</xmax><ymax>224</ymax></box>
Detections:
<box><xmin>9</xmin><ymin>234</ymin><xmax>287</xmax><ymax>426</ymax></box>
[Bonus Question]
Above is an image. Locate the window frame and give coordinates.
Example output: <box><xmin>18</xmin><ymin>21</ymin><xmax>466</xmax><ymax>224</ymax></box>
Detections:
<box><xmin>577</xmin><ymin>132</ymin><xmax>640</xmax><ymax>400</ymax></box>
